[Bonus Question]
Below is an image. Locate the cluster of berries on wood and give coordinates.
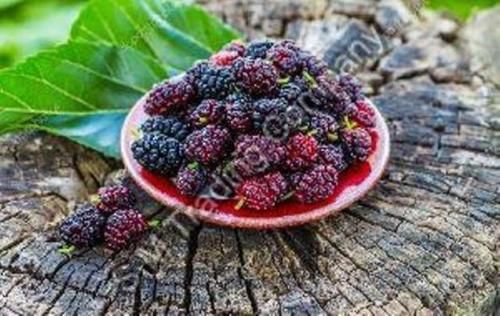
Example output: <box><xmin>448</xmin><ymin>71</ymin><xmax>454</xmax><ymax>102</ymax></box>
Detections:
<box><xmin>58</xmin><ymin>185</ymin><xmax>151</xmax><ymax>252</ymax></box>
<box><xmin>132</xmin><ymin>39</ymin><xmax>376</xmax><ymax>211</ymax></box>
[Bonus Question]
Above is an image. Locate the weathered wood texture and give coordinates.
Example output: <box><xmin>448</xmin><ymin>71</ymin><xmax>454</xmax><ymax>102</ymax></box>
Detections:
<box><xmin>0</xmin><ymin>0</ymin><xmax>499</xmax><ymax>315</ymax></box>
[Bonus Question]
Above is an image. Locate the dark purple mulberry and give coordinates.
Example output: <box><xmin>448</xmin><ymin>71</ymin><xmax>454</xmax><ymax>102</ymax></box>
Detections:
<box><xmin>244</xmin><ymin>40</ymin><xmax>274</xmax><ymax>59</ymax></box>
<box><xmin>144</xmin><ymin>78</ymin><xmax>196</xmax><ymax>116</ymax></box>
<box><xmin>226</xmin><ymin>94</ymin><xmax>253</xmax><ymax>133</ymax></box>
<box><xmin>184</xmin><ymin>125</ymin><xmax>232</xmax><ymax>166</ymax></box>
<box><xmin>305</xmin><ymin>75</ymin><xmax>352</xmax><ymax>114</ymax></box>
<box><xmin>267</xmin><ymin>40</ymin><xmax>303</xmax><ymax>76</ymax></box>
<box><xmin>59</xmin><ymin>204</ymin><xmax>106</xmax><ymax>248</ymax></box>
<box><xmin>189</xmin><ymin>99</ymin><xmax>225</xmax><ymax>127</ymax></box>
<box><xmin>233</xmin><ymin>58</ymin><xmax>278</xmax><ymax>96</ymax></box>
<box><xmin>301</xmin><ymin>52</ymin><xmax>329</xmax><ymax>78</ymax></box>
<box><xmin>176</xmin><ymin>163</ymin><xmax>208</xmax><ymax>197</ymax></box>
<box><xmin>337</xmin><ymin>73</ymin><xmax>363</xmax><ymax>102</ymax></box>
<box><xmin>318</xmin><ymin>145</ymin><xmax>348</xmax><ymax>171</ymax></box>
<box><xmin>132</xmin><ymin>133</ymin><xmax>184</xmax><ymax>175</ymax></box>
<box><xmin>278</xmin><ymin>77</ymin><xmax>309</xmax><ymax>105</ymax></box>
<box><xmin>234</xmin><ymin>135</ymin><xmax>286</xmax><ymax>177</ymax></box>
<box><xmin>310</xmin><ymin>113</ymin><xmax>340</xmax><ymax>143</ymax></box>
<box><xmin>188</xmin><ymin>62</ymin><xmax>235</xmax><ymax>99</ymax></box>
<box><xmin>140</xmin><ymin>116</ymin><xmax>190</xmax><ymax>141</ymax></box>
<box><xmin>341</xmin><ymin>127</ymin><xmax>373</xmax><ymax>161</ymax></box>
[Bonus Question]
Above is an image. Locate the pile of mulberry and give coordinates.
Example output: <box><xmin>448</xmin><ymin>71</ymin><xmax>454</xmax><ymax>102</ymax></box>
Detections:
<box><xmin>130</xmin><ymin>39</ymin><xmax>376</xmax><ymax>211</ymax></box>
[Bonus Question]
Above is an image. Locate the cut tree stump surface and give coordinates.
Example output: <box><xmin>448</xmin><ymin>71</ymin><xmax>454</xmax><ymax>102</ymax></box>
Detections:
<box><xmin>0</xmin><ymin>0</ymin><xmax>499</xmax><ymax>315</ymax></box>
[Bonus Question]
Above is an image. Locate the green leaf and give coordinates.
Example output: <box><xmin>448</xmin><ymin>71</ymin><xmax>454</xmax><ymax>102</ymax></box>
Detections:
<box><xmin>36</xmin><ymin>112</ymin><xmax>127</xmax><ymax>158</ymax></box>
<box><xmin>0</xmin><ymin>0</ymin><xmax>241</xmax><ymax>159</ymax></box>
<box><xmin>71</xmin><ymin>0</ymin><xmax>241</xmax><ymax>69</ymax></box>
<box><xmin>0</xmin><ymin>41</ymin><xmax>171</xmax><ymax>114</ymax></box>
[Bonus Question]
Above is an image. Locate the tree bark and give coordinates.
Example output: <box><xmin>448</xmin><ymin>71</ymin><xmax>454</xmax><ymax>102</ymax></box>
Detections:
<box><xmin>0</xmin><ymin>0</ymin><xmax>499</xmax><ymax>315</ymax></box>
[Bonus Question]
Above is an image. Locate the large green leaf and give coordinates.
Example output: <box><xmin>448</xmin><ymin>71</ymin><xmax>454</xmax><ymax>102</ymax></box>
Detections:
<box><xmin>0</xmin><ymin>0</ymin><xmax>240</xmax><ymax>159</ymax></box>
<box><xmin>71</xmin><ymin>0</ymin><xmax>241</xmax><ymax>69</ymax></box>
<box><xmin>0</xmin><ymin>41</ymin><xmax>171</xmax><ymax>114</ymax></box>
<box><xmin>36</xmin><ymin>112</ymin><xmax>127</xmax><ymax>158</ymax></box>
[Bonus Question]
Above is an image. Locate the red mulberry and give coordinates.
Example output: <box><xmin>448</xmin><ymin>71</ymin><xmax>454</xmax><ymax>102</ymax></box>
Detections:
<box><xmin>104</xmin><ymin>209</ymin><xmax>148</xmax><ymax>251</ymax></box>
<box><xmin>293</xmin><ymin>165</ymin><xmax>338</xmax><ymax>203</ymax></box>
<box><xmin>96</xmin><ymin>185</ymin><xmax>136</xmax><ymax>215</ymax></box>
<box><xmin>285</xmin><ymin>133</ymin><xmax>318</xmax><ymax>171</ymax></box>
<box><xmin>236</xmin><ymin>172</ymin><xmax>288</xmax><ymax>210</ymax></box>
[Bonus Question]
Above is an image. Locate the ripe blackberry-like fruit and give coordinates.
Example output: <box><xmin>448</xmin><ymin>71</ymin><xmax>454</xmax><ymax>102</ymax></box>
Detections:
<box><xmin>234</xmin><ymin>135</ymin><xmax>286</xmax><ymax>176</ymax></box>
<box><xmin>294</xmin><ymin>165</ymin><xmax>338</xmax><ymax>203</ymax></box>
<box><xmin>278</xmin><ymin>77</ymin><xmax>309</xmax><ymax>105</ymax></box>
<box><xmin>210</xmin><ymin>50</ymin><xmax>240</xmax><ymax>66</ymax></box>
<box><xmin>236</xmin><ymin>172</ymin><xmax>288</xmax><ymax>210</ymax></box>
<box><xmin>176</xmin><ymin>163</ymin><xmax>208</xmax><ymax>197</ymax></box>
<box><xmin>189</xmin><ymin>99</ymin><xmax>225</xmax><ymax>127</ymax></box>
<box><xmin>144</xmin><ymin>78</ymin><xmax>196</xmax><ymax>116</ymax></box>
<box><xmin>285</xmin><ymin>133</ymin><xmax>318</xmax><ymax>171</ymax></box>
<box><xmin>308</xmin><ymin>76</ymin><xmax>352</xmax><ymax>114</ymax></box>
<box><xmin>310</xmin><ymin>113</ymin><xmax>339</xmax><ymax>143</ymax></box>
<box><xmin>132</xmin><ymin>133</ymin><xmax>184</xmax><ymax>175</ymax></box>
<box><xmin>188</xmin><ymin>62</ymin><xmax>235</xmax><ymax>99</ymax></box>
<box><xmin>301</xmin><ymin>52</ymin><xmax>328</xmax><ymax>78</ymax></box>
<box><xmin>252</xmin><ymin>97</ymin><xmax>287</xmax><ymax>129</ymax></box>
<box><xmin>267</xmin><ymin>40</ymin><xmax>303</xmax><ymax>76</ymax></box>
<box><xmin>223</xmin><ymin>41</ymin><xmax>246</xmax><ymax>56</ymax></box>
<box><xmin>345</xmin><ymin>99</ymin><xmax>375</xmax><ymax>128</ymax></box>
<box><xmin>96</xmin><ymin>185</ymin><xmax>136</xmax><ymax>215</ymax></box>
<box><xmin>226</xmin><ymin>94</ymin><xmax>253</xmax><ymax>133</ymax></box>
<box><xmin>184</xmin><ymin>125</ymin><xmax>231</xmax><ymax>166</ymax></box>
<box><xmin>59</xmin><ymin>204</ymin><xmax>106</xmax><ymax>248</ymax></box>
<box><xmin>337</xmin><ymin>73</ymin><xmax>363</xmax><ymax>102</ymax></box>
<box><xmin>318</xmin><ymin>145</ymin><xmax>348</xmax><ymax>171</ymax></box>
<box><xmin>140</xmin><ymin>116</ymin><xmax>190</xmax><ymax>141</ymax></box>
<box><xmin>105</xmin><ymin>209</ymin><xmax>148</xmax><ymax>251</ymax></box>
<box><xmin>233</xmin><ymin>58</ymin><xmax>278</xmax><ymax>96</ymax></box>
<box><xmin>244</xmin><ymin>40</ymin><xmax>274</xmax><ymax>59</ymax></box>
<box><xmin>341</xmin><ymin>127</ymin><xmax>373</xmax><ymax>161</ymax></box>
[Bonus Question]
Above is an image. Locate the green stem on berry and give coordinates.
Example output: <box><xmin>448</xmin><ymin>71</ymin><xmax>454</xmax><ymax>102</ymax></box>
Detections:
<box><xmin>343</xmin><ymin>116</ymin><xmax>358</xmax><ymax>130</ymax></box>
<box><xmin>298</xmin><ymin>124</ymin><xmax>310</xmax><ymax>132</ymax></box>
<box><xmin>89</xmin><ymin>194</ymin><xmax>101</xmax><ymax>205</ymax></box>
<box><xmin>327</xmin><ymin>132</ymin><xmax>339</xmax><ymax>142</ymax></box>
<box><xmin>187</xmin><ymin>162</ymin><xmax>199</xmax><ymax>170</ymax></box>
<box><xmin>131</xmin><ymin>127</ymin><xmax>141</xmax><ymax>140</ymax></box>
<box><xmin>307</xmin><ymin>129</ymin><xmax>318</xmax><ymax>137</ymax></box>
<box><xmin>58</xmin><ymin>245</ymin><xmax>76</xmax><ymax>256</ymax></box>
<box><xmin>303</xmin><ymin>71</ymin><xmax>317</xmax><ymax>87</ymax></box>
<box><xmin>277</xmin><ymin>76</ymin><xmax>290</xmax><ymax>85</ymax></box>
<box><xmin>281</xmin><ymin>191</ymin><xmax>295</xmax><ymax>201</ymax></box>
<box><xmin>148</xmin><ymin>219</ymin><xmax>161</xmax><ymax>229</ymax></box>
<box><xmin>234</xmin><ymin>198</ymin><xmax>246</xmax><ymax>210</ymax></box>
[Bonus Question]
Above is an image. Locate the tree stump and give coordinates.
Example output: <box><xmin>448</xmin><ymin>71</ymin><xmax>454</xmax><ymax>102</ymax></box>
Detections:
<box><xmin>0</xmin><ymin>1</ymin><xmax>499</xmax><ymax>315</ymax></box>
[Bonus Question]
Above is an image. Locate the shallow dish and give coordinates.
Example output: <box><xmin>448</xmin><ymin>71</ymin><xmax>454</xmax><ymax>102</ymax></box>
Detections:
<box><xmin>121</xmin><ymin>97</ymin><xmax>390</xmax><ymax>229</ymax></box>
